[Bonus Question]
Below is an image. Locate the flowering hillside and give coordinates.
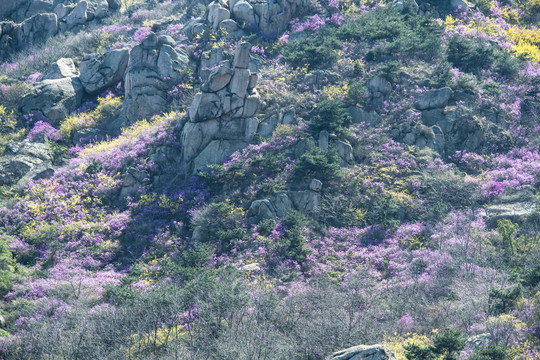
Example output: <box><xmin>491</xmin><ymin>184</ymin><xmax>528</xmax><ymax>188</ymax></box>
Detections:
<box><xmin>0</xmin><ymin>0</ymin><xmax>539</xmax><ymax>359</ymax></box>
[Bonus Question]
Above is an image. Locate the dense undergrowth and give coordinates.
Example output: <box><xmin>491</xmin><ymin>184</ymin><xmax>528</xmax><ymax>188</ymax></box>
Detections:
<box><xmin>0</xmin><ymin>0</ymin><xmax>539</xmax><ymax>359</ymax></box>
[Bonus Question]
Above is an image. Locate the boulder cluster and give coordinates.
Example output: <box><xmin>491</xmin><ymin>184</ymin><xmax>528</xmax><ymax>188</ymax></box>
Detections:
<box><xmin>180</xmin><ymin>41</ymin><xmax>261</xmax><ymax>173</ymax></box>
<box><xmin>183</xmin><ymin>0</ymin><xmax>303</xmax><ymax>40</ymax></box>
<box><xmin>0</xmin><ymin>0</ymin><xmax>120</xmax><ymax>59</ymax></box>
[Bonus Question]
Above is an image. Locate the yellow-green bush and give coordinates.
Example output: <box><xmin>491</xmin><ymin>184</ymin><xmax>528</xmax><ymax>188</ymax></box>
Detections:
<box><xmin>60</xmin><ymin>95</ymin><xmax>122</xmax><ymax>139</ymax></box>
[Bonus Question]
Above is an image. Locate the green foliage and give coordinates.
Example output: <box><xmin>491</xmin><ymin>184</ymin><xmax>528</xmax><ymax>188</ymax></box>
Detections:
<box><xmin>282</xmin><ymin>29</ymin><xmax>341</xmax><ymax>70</ymax></box>
<box><xmin>369</xmin><ymin>194</ymin><xmax>401</xmax><ymax>230</ymax></box>
<box><xmin>432</xmin><ymin>329</ymin><xmax>466</xmax><ymax>360</ymax></box>
<box><xmin>309</xmin><ymin>100</ymin><xmax>352</xmax><ymax>135</ymax></box>
<box><xmin>447</xmin><ymin>36</ymin><xmax>520</xmax><ymax>76</ymax></box>
<box><xmin>404</xmin><ymin>343</ymin><xmax>437</xmax><ymax>360</ymax></box>
<box><xmin>293</xmin><ymin>147</ymin><xmax>344</xmax><ymax>184</ymax></box>
<box><xmin>338</xmin><ymin>8</ymin><xmax>442</xmax><ymax>61</ymax></box>
<box><xmin>191</xmin><ymin>201</ymin><xmax>246</xmax><ymax>252</ymax></box>
<box><xmin>60</xmin><ymin>95</ymin><xmax>122</xmax><ymax>139</ymax></box>
<box><xmin>404</xmin><ymin>329</ymin><xmax>465</xmax><ymax>360</ymax></box>
<box><xmin>0</xmin><ymin>236</ymin><xmax>15</xmax><ymax>295</ymax></box>
<box><xmin>496</xmin><ymin>219</ymin><xmax>519</xmax><ymax>260</ymax></box>
<box><xmin>488</xmin><ymin>285</ymin><xmax>522</xmax><ymax>315</ymax></box>
<box><xmin>277</xmin><ymin>210</ymin><xmax>312</xmax><ymax>265</ymax></box>
<box><xmin>469</xmin><ymin>344</ymin><xmax>509</xmax><ymax>360</ymax></box>
<box><xmin>522</xmin><ymin>262</ymin><xmax>540</xmax><ymax>287</ymax></box>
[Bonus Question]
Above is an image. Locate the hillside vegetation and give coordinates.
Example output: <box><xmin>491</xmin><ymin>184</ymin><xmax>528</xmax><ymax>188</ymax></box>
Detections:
<box><xmin>0</xmin><ymin>0</ymin><xmax>539</xmax><ymax>359</ymax></box>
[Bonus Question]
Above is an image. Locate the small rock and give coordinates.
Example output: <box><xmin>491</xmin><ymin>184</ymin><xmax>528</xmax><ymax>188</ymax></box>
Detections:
<box><xmin>330</xmin><ymin>344</ymin><xmax>397</xmax><ymax>360</ymax></box>
<box><xmin>368</xmin><ymin>76</ymin><xmax>392</xmax><ymax>97</ymax></box>
<box><xmin>485</xmin><ymin>202</ymin><xmax>536</xmax><ymax>224</ymax></box>
<box><xmin>310</xmin><ymin>179</ymin><xmax>322</xmax><ymax>192</ymax></box>
<box><xmin>232</xmin><ymin>0</ymin><xmax>256</xmax><ymax>28</ymax></box>
<box><xmin>40</xmin><ymin>58</ymin><xmax>78</xmax><ymax>80</ymax></box>
<box><xmin>239</xmin><ymin>263</ymin><xmax>260</xmax><ymax>273</ymax></box>
<box><xmin>248</xmin><ymin>199</ymin><xmax>276</xmax><ymax>220</ymax></box>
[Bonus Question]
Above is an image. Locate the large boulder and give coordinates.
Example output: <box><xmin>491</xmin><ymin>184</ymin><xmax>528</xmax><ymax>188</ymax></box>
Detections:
<box><xmin>329</xmin><ymin>344</ymin><xmax>398</xmax><ymax>360</ymax></box>
<box><xmin>65</xmin><ymin>0</ymin><xmax>88</xmax><ymax>30</ymax></box>
<box><xmin>121</xmin><ymin>33</ymin><xmax>189</xmax><ymax>123</ymax></box>
<box><xmin>21</xmin><ymin>77</ymin><xmax>84</xmax><ymax>124</ymax></box>
<box><xmin>208</xmin><ymin>2</ymin><xmax>230</xmax><ymax>30</ymax></box>
<box><xmin>415</xmin><ymin>87</ymin><xmax>453</xmax><ymax>110</ymax></box>
<box><xmin>79</xmin><ymin>48</ymin><xmax>130</xmax><ymax>94</ymax></box>
<box><xmin>0</xmin><ymin>139</ymin><xmax>54</xmax><ymax>190</ymax></box>
<box><xmin>202</xmin><ymin>65</ymin><xmax>234</xmax><ymax>93</ymax></box>
<box><xmin>192</xmin><ymin>139</ymin><xmax>247</xmax><ymax>172</ymax></box>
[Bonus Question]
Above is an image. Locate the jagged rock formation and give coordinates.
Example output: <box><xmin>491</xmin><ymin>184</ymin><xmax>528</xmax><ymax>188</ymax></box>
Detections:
<box><xmin>180</xmin><ymin>41</ymin><xmax>261</xmax><ymax>173</ymax></box>
<box><xmin>394</xmin><ymin>87</ymin><xmax>507</xmax><ymax>156</ymax></box>
<box><xmin>0</xmin><ymin>0</ymin><xmax>118</xmax><ymax>59</ymax></box>
<box><xmin>0</xmin><ymin>138</ymin><xmax>54</xmax><ymax>190</ymax></box>
<box><xmin>329</xmin><ymin>344</ymin><xmax>398</xmax><ymax>360</ymax></box>
<box><xmin>120</xmin><ymin>33</ymin><xmax>190</xmax><ymax>124</ymax></box>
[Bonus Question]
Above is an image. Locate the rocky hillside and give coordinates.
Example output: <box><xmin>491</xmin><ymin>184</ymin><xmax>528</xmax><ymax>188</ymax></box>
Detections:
<box><xmin>0</xmin><ymin>0</ymin><xmax>539</xmax><ymax>359</ymax></box>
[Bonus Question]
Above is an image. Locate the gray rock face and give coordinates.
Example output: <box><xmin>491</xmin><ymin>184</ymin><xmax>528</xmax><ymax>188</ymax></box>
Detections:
<box><xmin>180</xmin><ymin>40</ymin><xmax>262</xmax><ymax>175</ymax></box>
<box><xmin>330</xmin><ymin>344</ymin><xmax>398</xmax><ymax>360</ymax></box>
<box><xmin>0</xmin><ymin>0</ymin><xmax>119</xmax><ymax>59</ymax></box>
<box><xmin>310</xmin><ymin>179</ymin><xmax>322</xmax><ymax>192</ymax></box>
<box><xmin>0</xmin><ymin>139</ymin><xmax>54</xmax><ymax>190</ymax></box>
<box><xmin>40</xmin><ymin>57</ymin><xmax>78</xmax><ymax>80</ymax></box>
<box><xmin>208</xmin><ymin>2</ymin><xmax>230</xmax><ymax>30</ymax></box>
<box><xmin>121</xmin><ymin>32</ymin><xmax>189</xmax><ymax>123</ymax></box>
<box><xmin>415</xmin><ymin>87</ymin><xmax>453</xmax><ymax>110</ymax></box>
<box><xmin>205</xmin><ymin>0</ymin><xmax>302</xmax><ymax>35</ymax></box>
<box><xmin>399</xmin><ymin>105</ymin><xmax>488</xmax><ymax>156</ymax></box>
<box><xmin>289</xmin><ymin>190</ymin><xmax>320</xmax><ymax>213</ymax></box>
<box><xmin>65</xmin><ymin>0</ymin><xmax>88</xmax><ymax>30</ymax></box>
<box><xmin>79</xmin><ymin>48</ymin><xmax>129</xmax><ymax>94</ymax></box>
<box><xmin>192</xmin><ymin>139</ymin><xmax>247</xmax><ymax>172</ymax></box>
<box><xmin>202</xmin><ymin>65</ymin><xmax>234</xmax><ymax>93</ymax></box>
<box><xmin>21</xmin><ymin>77</ymin><xmax>84</xmax><ymax>124</ymax></box>
<box><xmin>0</xmin><ymin>0</ymin><xmax>30</xmax><ymax>20</ymax></box>
<box><xmin>190</xmin><ymin>93</ymin><xmax>223</xmax><ymax>122</ymax></box>
<box><xmin>15</xmin><ymin>12</ymin><xmax>58</xmax><ymax>47</ymax></box>
<box><xmin>368</xmin><ymin>76</ymin><xmax>391</xmax><ymax>106</ymax></box>
<box><xmin>247</xmin><ymin>192</ymin><xmax>295</xmax><ymax>222</ymax></box>
<box><xmin>347</xmin><ymin>107</ymin><xmax>381</xmax><ymax>126</ymax></box>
